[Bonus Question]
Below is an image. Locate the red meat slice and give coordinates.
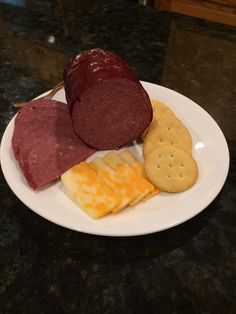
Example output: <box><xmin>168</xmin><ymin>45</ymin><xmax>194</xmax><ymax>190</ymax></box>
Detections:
<box><xmin>12</xmin><ymin>99</ymin><xmax>95</xmax><ymax>189</ymax></box>
<box><xmin>64</xmin><ymin>48</ymin><xmax>152</xmax><ymax>150</ymax></box>
<box><xmin>24</xmin><ymin>134</ymin><xmax>95</xmax><ymax>189</ymax></box>
<box><xmin>12</xmin><ymin>99</ymin><xmax>67</xmax><ymax>159</ymax></box>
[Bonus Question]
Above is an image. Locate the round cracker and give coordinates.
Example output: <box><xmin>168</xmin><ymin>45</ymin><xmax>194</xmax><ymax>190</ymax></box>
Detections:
<box><xmin>143</xmin><ymin>116</ymin><xmax>192</xmax><ymax>155</ymax></box>
<box><xmin>142</xmin><ymin>120</ymin><xmax>158</xmax><ymax>139</ymax></box>
<box><xmin>142</xmin><ymin>101</ymin><xmax>175</xmax><ymax>140</ymax></box>
<box><xmin>144</xmin><ymin>145</ymin><xmax>198</xmax><ymax>192</ymax></box>
<box><xmin>149</xmin><ymin>116</ymin><xmax>192</xmax><ymax>143</ymax></box>
<box><xmin>155</xmin><ymin>116</ymin><xmax>188</xmax><ymax>131</ymax></box>
<box><xmin>146</xmin><ymin>116</ymin><xmax>190</xmax><ymax>138</ymax></box>
<box><xmin>141</xmin><ymin>120</ymin><xmax>158</xmax><ymax>140</ymax></box>
<box><xmin>151</xmin><ymin>99</ymin><xmax>175</xmax><ymax>120</ymax></box>
<box><xmin>142</xmin><ymin>114</ymin><xmax>174</xmax><ymax>140</ymax></box>
<box><xmin>143</xmin><ymin>127</ymin><xmax>192</xmax><ymax>156</ymax></box>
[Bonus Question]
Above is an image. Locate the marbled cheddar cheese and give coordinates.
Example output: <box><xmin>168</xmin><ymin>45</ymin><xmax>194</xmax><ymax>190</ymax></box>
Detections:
<box><xmin>120</xmin><ymin>149</ymin><xmax>161</xmax><ymax>198</ymax></box>
<box><xmin>89</xmin><ymin>158</ymin><xmax>135</xmax><ymax>213</ymax></box>
<box><xmin>120</xmin><ymin>149</ymin><xmax>144</xmax><ymax>175</ymax></box>
<box><xmin>61</xmin><ymin>162</ymin><xmax>121</xmax><ymax>219</ymax></box>
<box><xmin>103</xmin><ymin>152</ymin><xmax>154</xmax><ymax>205</ymax></box>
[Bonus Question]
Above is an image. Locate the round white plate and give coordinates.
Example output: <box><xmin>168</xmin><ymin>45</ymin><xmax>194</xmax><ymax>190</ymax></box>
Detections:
<box><xmin>0</xmin><ymin>82</ymin><xmax>229</xmax><ymax>236</ymax></box>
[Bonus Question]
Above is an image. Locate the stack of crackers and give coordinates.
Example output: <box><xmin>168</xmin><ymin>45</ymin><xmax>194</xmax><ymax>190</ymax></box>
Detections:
<box><xmin>143</xmin><ymin>100</ymin><xmax>198</xmax><ymax>193</ymax></box>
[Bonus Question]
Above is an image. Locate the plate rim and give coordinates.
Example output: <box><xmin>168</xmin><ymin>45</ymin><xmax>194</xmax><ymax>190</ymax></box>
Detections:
<box><xmin>0</xmin><ymin>82</ymin><xmax>230</xmax><ymax>236</ymax></box>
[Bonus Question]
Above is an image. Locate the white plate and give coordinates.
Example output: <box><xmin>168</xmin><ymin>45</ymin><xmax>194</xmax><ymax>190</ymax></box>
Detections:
<box><xmin>0</xmin><ymin>82</ymin><xmax>229</xmax><ymax>236</ymax></box>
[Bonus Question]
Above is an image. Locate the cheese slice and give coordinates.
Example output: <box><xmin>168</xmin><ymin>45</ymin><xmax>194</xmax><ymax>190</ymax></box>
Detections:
<box><xmin>103</xmin><ymin>152</ymin><xmax>154</xmax><ymax>205</ymax></box>
<box><xmin>61</xmin><ymin>162</ymin><xmax>121</xmax><ymax>219</ymax></box>
<box><xmin>120</xmin><ymin>149</ymin><xmax>161</xmax><ymax>198</ymax></box>
<box><xmin>119</xmin><ymin>149</ymin><xmax>144</xmax><ymax>175</ymax></box>
<box><xmin>89</xmin><ymin>158</ymin><xmax>134</xmax><ymax>213</ymax></box>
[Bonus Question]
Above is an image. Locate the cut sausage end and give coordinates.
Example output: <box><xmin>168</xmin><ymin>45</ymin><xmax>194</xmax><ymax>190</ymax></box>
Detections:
<box><xmin>72</xmin><ymin>79</ymin><xmax>152</xmax><ymax>149</ymax></box>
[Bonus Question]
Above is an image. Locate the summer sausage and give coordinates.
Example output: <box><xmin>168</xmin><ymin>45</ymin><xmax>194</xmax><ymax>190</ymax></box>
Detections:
<box><xmin>12</xmin><ymin>99</ymin><xmax>95</xmax><ymax>189</ymax></box>
<box><xmin>12</xmin><ymin>99</ymin><xmax>68</xmax><ymax>159</ymax></box>
<box><xmin>64</xmin><ymin>48</ymin><xmax>152</xmax><ymax>150</ymax></box>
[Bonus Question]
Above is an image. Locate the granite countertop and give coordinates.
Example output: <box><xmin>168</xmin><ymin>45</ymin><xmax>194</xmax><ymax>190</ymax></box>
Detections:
<box><xmin>0</xmin><ymin>1</ymin><xmax>235</xmax><ymax>313</ymax></box>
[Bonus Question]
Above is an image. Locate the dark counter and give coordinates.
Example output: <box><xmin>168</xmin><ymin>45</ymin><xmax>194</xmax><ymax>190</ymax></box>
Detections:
<box><xmin>0</xmin><ymin>1</ymin><xmax>235</xmax><ymax>313</ymax></box>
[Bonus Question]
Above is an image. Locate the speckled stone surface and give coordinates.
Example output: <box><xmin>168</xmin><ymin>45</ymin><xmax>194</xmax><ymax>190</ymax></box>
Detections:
<box><xmin>0</xmin><ymin>1</ymin><xmax>236</xmax><ymax>313</ymax></box>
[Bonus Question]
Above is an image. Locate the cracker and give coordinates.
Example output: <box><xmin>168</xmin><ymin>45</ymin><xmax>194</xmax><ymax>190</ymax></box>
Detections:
<box><xmin>147</xmin><ymin>115</ymin><xmax>191</xmax><ymax>143</ymax></box>
<box><xmin>144</xmin><ymin>145</ymin><xmax>198</xmax><ymax>192</ymax></box>
<box><xmin>144</xmin><ymin>116</ymin><xmax>190</xmax><ymax>140</ymax></box>
<box><xmin>154</xmin><ymin>116</ymin><xmax>188</xmax><ymax>132</ymax></box>
<box><xmin>143</xmin><ymin>126</ymin><xmax>192</xmax><ymax>156</ymax></box>
<box><xmin>142</xmin><ymin>120</ymin><xmax>158</xmax><ymax>139</ymax></box>
<box><xmin>151</xmin><ymin>99</ymin><xmax>175</xmax><ymax>120</ymax></box>
<box><xmin>141</xmin><ymin>100</ymin><xmax>175</xmax><ymax>139</ymax></box>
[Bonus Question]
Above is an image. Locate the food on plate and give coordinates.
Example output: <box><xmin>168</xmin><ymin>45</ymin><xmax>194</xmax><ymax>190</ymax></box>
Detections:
<box><xmin>120</xmin><ymin>149</ymin><xmax>161</xmax><ymax>197</ymax></box>
<box><xmin>12</xmin><ymin>49</ymin><xmax>154</xmax><ymax>190</ymax></box>
<box><xmin>150</xmin><ymin>116</ymin><xmax>190</xmax><ymax>134</ymax></box>
<box><xmin>119</xmin><ymin>149</ymin><xmax>144</xmax><ymax>175</ymax></box>
<box><xmin>142</xmin><ymin>99</ymin><xmax>198</xmax><ymax>192</ymax></box>
<box><xmin>142</xmin><ymin>99</ymin><xmax>176</xmax><ymax>138</ymax></box>
<box><xmin>103</xmin><ymin>151</ymin><xmax>154</xmax><ymax>205</ymax></box>
<box><xmin>144</xmin><ymin>145</ymin><xmax>198</xmax><ymax>192</ymax></box>
<box><xmin>143</xmin><ymin>116</ymin><xmax>192</xmax><ymax>144</ymax></box>
<box><xmin>61</xmin><ymin>162</ymin><xmax>122</xmax><ymax>219</ymax></box>
<box><xmin>10</xmin><ymin>46</ymin><xmax>199</xmax><ymax>218</ymax></box>
<box><xmin>89</xmin><ymin>158</ymin><xmax>133</xmax><ymax>212</ymax></box>
<box><xmin>12</xmin><ymin>99</ymin><xmax>67</xmax><ymax>159</ymax></box>
<box><xmin>151</xmin><ymin>99</ymin><xmax>175</xmax><ymax>120</ymax></box>
<box><xmin>64</xmin><ymin>48</ymin><xmax>153</xmax><ymax>150</ymax></box>
<box><xmin>143</xmin><ymin>119</ymin><xmax>192</xmax><ymax>155</ymax></box>
<box><xmin>61</xmin><ymin>149</ymin><xmax>155</xmax><ymax>218</ymax></box>
<box><xmin>12</xmin><ymin>99</ymin><xmax>95</xmax><ymax>189</ymax></box>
